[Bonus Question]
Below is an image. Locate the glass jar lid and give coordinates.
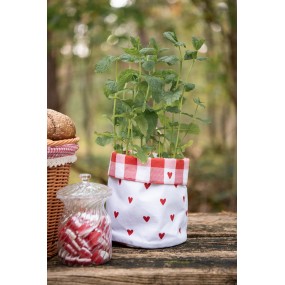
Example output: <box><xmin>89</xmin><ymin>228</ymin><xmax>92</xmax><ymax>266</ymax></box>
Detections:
<box><xmin>57</xmin><ymin>173</ymin><xmax>112</xmax><ymax>201</ymax></box>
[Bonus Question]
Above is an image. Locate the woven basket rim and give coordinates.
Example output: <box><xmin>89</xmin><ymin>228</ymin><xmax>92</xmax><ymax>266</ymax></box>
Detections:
<box><xmin>47</xmin><ymin>137</ymin><xmax>80</xmax><ymax>146</ymax></box>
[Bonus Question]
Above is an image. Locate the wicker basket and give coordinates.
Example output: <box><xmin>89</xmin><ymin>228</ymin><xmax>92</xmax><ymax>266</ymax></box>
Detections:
<box><xmin>47</xmin><ymin>137</ymin><xmax>79</xmax><ymax>258</ymax></box>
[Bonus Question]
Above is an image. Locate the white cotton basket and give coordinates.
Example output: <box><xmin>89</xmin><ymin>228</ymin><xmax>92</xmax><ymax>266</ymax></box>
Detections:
<box><xmin>106</xmin><ymin>152</ymin><xmax>189</xmax><ymax>249</ymax></box>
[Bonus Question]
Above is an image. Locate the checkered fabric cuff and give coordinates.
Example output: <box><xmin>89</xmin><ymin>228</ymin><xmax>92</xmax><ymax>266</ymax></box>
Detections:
<box><xmin>47</xmin><ymin>144</ymin><xmax>79</xmax><ymax>159</ymax></box>
<box><xmin>108</xmin><ymin>152</ymin><xmax>189</xmax><ymax>185</ymax></box>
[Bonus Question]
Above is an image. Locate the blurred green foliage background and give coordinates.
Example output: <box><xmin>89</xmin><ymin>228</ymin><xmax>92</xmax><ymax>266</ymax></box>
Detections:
<box><xmin>47</xmin><ymin>0</ymin><xmax>236</xmax><ymax>212</ymax></box>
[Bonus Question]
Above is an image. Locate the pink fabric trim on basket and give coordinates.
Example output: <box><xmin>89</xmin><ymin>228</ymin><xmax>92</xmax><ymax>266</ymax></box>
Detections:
<box><xmin>47</xmin><ymin>144</ymin><xmax>79</xmax><ymax>159</ymax></box>
<box><xmin>108</xmin><ymin>152</ymin><xmax>189</xmax><ymax>185</ymax></box>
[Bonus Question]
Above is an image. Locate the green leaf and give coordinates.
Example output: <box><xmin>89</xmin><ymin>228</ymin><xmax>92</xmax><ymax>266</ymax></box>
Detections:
<box><xmin>163</xmin><ymin>31</ymin><xmax>186</xmax><ymax>47</ymax></box>
<box><xmin>119</xmin><ymin>99</ymin><xmax>135</xmax><ymax>110</ymax></box>
<box><xmin>166</xmin><ymin>106</ymin><xmax>180</xmax><ymax>113</ymax></box>
<box><xmin>158</xmin><ymin>55</ymin><xmax>179</xmax><ymax>66</ymax></box>
<box><xmin>116</xmin><ymin>99</ymin><xmax>132</xmax><ymax>114</ymax></box>
<box><xmin>114</xmin><ymin>144</ymin><xmax>123</xmax><ymax>153</ymax></box>
<box><xmin>123</xmin><ymin>47</ymin><xmax>141</xmax><ymax>56</ymax></box>
<box><xmin>174</xmin><ymin>151</ymin><xmax>184</xmax><ymax>159</ymax></box>
<box><xmin>163</xmin><ymin>89</ymin><xmax>182</xmax><ymax>105</ymax></box>
<box><xmin>163</xmin><ymin>31</ymin><xmax>177</xmax><ymax>44</ymax></box>
<box><xmin>161</xmin><ymin>152</ymin><xmax>169</xmax><ymax>158</ymax></box>
<box><xmin>144</xmin><ymin>110</ymin><xmax>158</xmax><ymax>140</ymax></box>
<box><xmin>149</xmin><ymin>38</ymin><xmax>158</xmax><ymax>50</ymax></box>
<box><xmin>119</xmin><ymin>53</ymin><xmax>137</xmax><ymax>62</ymax></box>
<box><xmin>192</xmin><ymin>36</ymin><xmax>205</xmax><ymax>50</ymax></box>
<box><xmin>164</xmin><ymin>130</ymin><xmax>177</xmax><ymax>144</ymax></box>
<box><xmin>158</xmin><ymin>48</ymin><xmax>170</xmax><ymax>54</ymax></box>
<box><xmin>184</xmin><ymin>50</ymin><xmax>197</xmax><ymax>60</ymax></box>
<box><xmin>95</xmin><ymin>132</ymin><xmax>113</xmax><ymax>146</ymax></box>
<box><xmin>139</xmin><ymin>48</ymin><xmax>156</xmax><ymax>55</ymax></box>
<box><xmin>104</xmin><ymin>80</ymin><xmax>118</xmax><ymax>97</ymax></box>
<box><xmin>181</xmin><ymin>140</ymin><xmax>194</xmax><ymax>151</ymax></box>
<box><xmin>193</xmin><ymin>97</ymin><xmax>206</xmax><ymax>108</ymax></box>
<box><xmin>154</xmin><ymin>69</ymin><xmax>178</xmax><ymax>81</ymax></box>
<box><xmin>131</xmin><ymin>145</ymin><xmax>148</xmax><ymax>164</ymax></box>
<box><xmin>164</xmin><ymin>73</ymin><xmax>177</xmax><ymax>84</ymax></box>
<box><xmin>118</xmin><ymin>69</ymin><xmax>138</xmax><ymax>90</ymax></box>
<box><xmin>184</xmin><ymin>83</ymin><xmax>195</xmax><ymax>92</ymax></box>
<box><xmin>130</xmin><ymin>36</ymin><xmax>141</xmax><ymax>49</ymax></box>
<box><xmin>134</xmin><ymin>115</ymin><xmax>148</xmax><ymax>136</ymax></box>
<box><xmin>95</xmin><ymin>55</ymin><xmax>116</xmax><ymax>73</ymax></box>
<box><xmin>142</xmin><ymin>60</ymin><xmax>155</xmax><ymax>72</ymax></box>
<box><xmin>144</xmin><ymin>75</ymin><xmax>164</xmax><ymax>103</ymax></box>
<box><xmin>135</xmin><ymin>81</ymin><xmax>148</xmax><ymax>100</ymax></box>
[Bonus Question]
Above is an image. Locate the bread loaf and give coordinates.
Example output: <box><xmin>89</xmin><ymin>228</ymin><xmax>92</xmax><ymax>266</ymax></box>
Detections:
<box><xmin>47</xmin><ymin>109</ymin><xmax>76</xmax><ymax>140</ymax></box>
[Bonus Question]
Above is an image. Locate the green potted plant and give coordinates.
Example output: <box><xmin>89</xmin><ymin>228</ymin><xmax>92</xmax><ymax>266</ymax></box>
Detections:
<box><xmin>95</xmin><ymin>31</ymin><xmax>208</xmax><ymax>248</ymax></box>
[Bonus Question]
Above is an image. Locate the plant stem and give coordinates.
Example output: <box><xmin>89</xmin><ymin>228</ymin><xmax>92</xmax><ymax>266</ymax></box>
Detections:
<box><xmin>113</xmin><ymin>60</ymin><xmax>119</xmax><ymax>148</ymax></box>
<box><xmin>175</xmin><ymin>47</ymin><xmax>183</xmax><ymax>89</ymax></box>
<box><xmin>170</xmin><ymin>113</ymin><xmax>174</xmax><ymax>155</ymax></box>
<box><xmin>163</xmin><ymin>109</ymin><xmax>166</xmax><ymax>154</ymax></box>
<box><xmin>173</xmin><ymin>90</ymin><xmax>184</xmax><ymax>158</ymax></box>
<box><xmin>112</xmin><ymin>97</ymin><xmax>117</xmax><ymax>148</ymax></box>
<box><xmin>139</xmin><ymin>61</ymin><xmax>142</xmax><ymax>77</ymax></box>
<box><xmin>187</xmin><ymin>59</ymin><xmax>195</xmax><ymax>80</ymax></box>
<box><xmin>194</xmin><ymin>105</ymin><xmax>199</xmax><ymax>118</ymax></box>
<box><xmin>143</xmin><ymin>84</ymin><xmax>150</xmax><ymax>111</ymax></box>
<box><xmin>126</xmin><ymin>118</ymin><xmax>131</xmax><ymax>154</ymax></box>
<box><xmin>173</xmin><ymin>59</ymin><xmax>196</xmax><ymax>157</ymax></box>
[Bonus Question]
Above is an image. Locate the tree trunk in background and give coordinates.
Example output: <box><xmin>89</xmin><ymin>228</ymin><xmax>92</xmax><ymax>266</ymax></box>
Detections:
<box><xmin>138</xmin><ymin>26</ymin><xmax>148</xmax><ymax>46</ymax></box>
<box><xmin>81</xmin><ymin>59</ymin><xmax>94</xmax><ymax>156</ymax></box>
<box><xmin>226</xmin><ymin>0</ymin><xmax>237</xmax><ymax>210</ymax></box>
<box><xmin>47</xmin><ymin>31</ymin><xmax>61</xmax><ymax>111</ymax></box>
<box><xmin>227</xmin><ymin>0</ymin><xmax>237</xmax><ymax>110</ymax></box>
<box><xmin>220</xmin><ymin>103</ymin><xmax>231</xmax><ymax>148</ymax></box>
<box><xmin>202</xmin><ymin>0</ymin><xmax>218</xmax><ymax>149</ymax></box>
<box><xmin>60</xmin><ymin>59</ymin><xmax>73</xmax><ymax>114</ymax></box>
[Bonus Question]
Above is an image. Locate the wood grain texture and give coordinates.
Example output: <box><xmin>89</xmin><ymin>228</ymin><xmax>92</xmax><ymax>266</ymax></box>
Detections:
<box><xmin>48</xmin><ymin>212</ymin><xmax>237</xmax><ymax>285</ymax></box>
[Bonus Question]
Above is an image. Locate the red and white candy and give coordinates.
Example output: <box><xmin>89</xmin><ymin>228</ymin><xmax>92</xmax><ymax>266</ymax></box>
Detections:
<box><xmin>58</xmin><ymin>212</ymin><xmax>112</xmax><ymax>266</ymax></box>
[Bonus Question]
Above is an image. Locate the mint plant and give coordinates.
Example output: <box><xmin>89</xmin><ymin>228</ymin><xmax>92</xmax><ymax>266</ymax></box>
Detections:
<box><xmin>95</xmin><ymin>31</ymin><xmax>209</xmax><ymax>163</ymax></box>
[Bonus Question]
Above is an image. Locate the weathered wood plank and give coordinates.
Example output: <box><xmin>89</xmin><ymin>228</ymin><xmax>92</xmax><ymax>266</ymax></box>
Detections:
<box><xmin>47</xmin><ymin>212</ymin><xmax>237</xmax><ymax>285</ymax></box>
<box><xmin>48</xmin><ymin>268</ymin><xmax>236</xmax><ymax>285</ymax></box>
<box><xmin>187</xmin><ymin>212</ymin><xmax>237</xmax><ymax>237</ymax></box>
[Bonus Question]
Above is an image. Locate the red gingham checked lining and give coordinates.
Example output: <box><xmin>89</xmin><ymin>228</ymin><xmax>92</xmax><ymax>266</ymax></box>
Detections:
<box><xmin>108</xmin><ymin>152</ymin><xmax>189</xmax><ymax>185</ymax></box>
<box><xmin>47</xmin><ymin>144</ymin><xmax>79</xmax><ymax>159</ymax></box>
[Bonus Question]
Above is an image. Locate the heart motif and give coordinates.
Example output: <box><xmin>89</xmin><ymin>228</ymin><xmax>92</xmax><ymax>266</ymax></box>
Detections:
<box><xmin>144</xmin><ymin>183</ymin><xmax>151</xmax><ymax>189</ymax></box>
<box><xmin>167</xmin><ymin>172</ymin><xmax>173</xmax><ymax>179</ymax></box>
<box><xmin>160</xmin><ymin>198</ymin><xmax>166</xmax><ymax>205</ymax></box>
<box><xmin>118</xmin><ymin>179</ymin><xmax>122</xmax><ymax>185</ymax></box>
<box><xmin>159</xmin><ymin>233</ymin><xmax>165</xmax><ymax>239</ymax></box>
<box><xmin>179</xmin><ymin>227</ymin><xmax>181</xmax><ymax>233</ymax></box>
<box><xmin>143</xmin><ymin>216</ymin><xmax>150</xmax><ymax>222</ymax></box>
<box><xmin>183</xmin><ymin>196</ymin><xmax>185</xmax><ymax>202</ymax></box>
<box><xmin>127</xmin><ymin>229</ymin><xmax>133</xmax><ymax>236</ymax></box>
<box><xmin>174</xmin><ymin>184</ymin><xmax>178</xmax><ymax>188</ymax></box>
<box><xmin>170</xmin><ymin>214</ymin><xmax>175</xmax><ymax>221</ymax></box>
<box><xmin>114</xmin><ymin>211</ymin><xmax>119</xmax><ymax>218</ymax></box>
<box><xmin>128</xmin><ymin>197</ymin><xmax>133</xmax><ymax>204</ymax></box>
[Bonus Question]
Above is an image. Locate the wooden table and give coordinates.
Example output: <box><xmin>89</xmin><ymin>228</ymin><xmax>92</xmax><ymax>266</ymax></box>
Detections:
<box><xmin>48</xmin><ymin>212</ymin><xmax>237</xmax><ymax>284</ymax></box>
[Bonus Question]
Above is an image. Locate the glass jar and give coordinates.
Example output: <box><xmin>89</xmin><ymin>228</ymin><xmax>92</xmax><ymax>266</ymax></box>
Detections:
<box><xmin>56</xmin><ymin>173</ymin><xmax>112</xmax><ymax>266</ymax></box>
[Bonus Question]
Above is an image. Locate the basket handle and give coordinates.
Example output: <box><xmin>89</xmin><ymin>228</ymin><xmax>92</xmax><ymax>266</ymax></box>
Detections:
<box><xmin>47</xmin><ymin>137</ymin><xmax>80</xmax><ymax>146</ymax></box>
